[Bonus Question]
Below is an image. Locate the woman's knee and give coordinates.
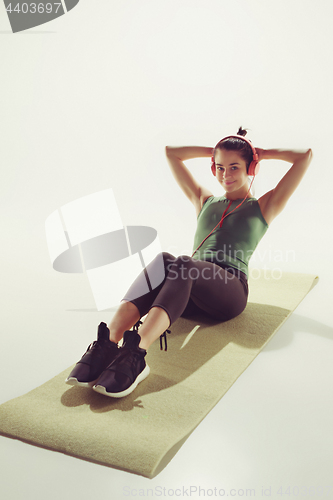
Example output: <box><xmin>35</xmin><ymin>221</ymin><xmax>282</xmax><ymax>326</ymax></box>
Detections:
<box><xmin>168</xmin><ymin>254</ymin><xmax>194</xmax><ymax>267</ymax></box>
<box><xmin>165</xmin><ymin>254</ymin><xmax>194</xmax><ymax>271</ymax></box>
<box><xmin>161</xmin><ymin>251</ymin><xmax>177</xmax><ymax>263</ymax></box>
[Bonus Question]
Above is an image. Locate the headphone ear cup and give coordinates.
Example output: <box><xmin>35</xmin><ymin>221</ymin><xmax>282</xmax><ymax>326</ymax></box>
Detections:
<box><xmin>211</xmin><ymin>157</ymin><xmax>216</xmax><ymax>176</ymax></box>
<box><xmin>248</xmin><ymin>160</ymin><xmax>260</xmax><ymax>176</ymax></box>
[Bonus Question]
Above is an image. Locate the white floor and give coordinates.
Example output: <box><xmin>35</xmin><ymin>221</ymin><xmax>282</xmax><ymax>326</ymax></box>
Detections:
<box><xmin>1</xmin><ymin>253</ymin><xmax>332</xmax><ymax>500</ymax></box>
<box><xmin>1</xmin><ymin>1</ymin><xmax>333</xmax><ymax>499</ymax></box>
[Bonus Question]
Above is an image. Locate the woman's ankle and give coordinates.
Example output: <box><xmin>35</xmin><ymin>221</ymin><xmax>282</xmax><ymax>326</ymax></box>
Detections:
<box><xmin>108</xmin><ymin>329</ymin><xmax>124</xmax><ymax>344</ymax></box>
<box><xmin>107</xmin><ymin>300</ymin><xmax>141</xmax><ymax>343</ymax></box>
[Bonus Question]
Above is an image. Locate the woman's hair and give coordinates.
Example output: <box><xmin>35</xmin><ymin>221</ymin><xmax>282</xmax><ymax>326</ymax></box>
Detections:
<box><xmin>214</xmin><ymin>126</ymin><xmax>253</xmax><ymax>172</ymax></box>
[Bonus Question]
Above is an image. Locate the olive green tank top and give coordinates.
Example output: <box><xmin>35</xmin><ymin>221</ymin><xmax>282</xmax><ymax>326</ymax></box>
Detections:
<box><xmin>192</xmin><ymin>196</ymin><xmax>269</xmax><ymax>277</ymax></box>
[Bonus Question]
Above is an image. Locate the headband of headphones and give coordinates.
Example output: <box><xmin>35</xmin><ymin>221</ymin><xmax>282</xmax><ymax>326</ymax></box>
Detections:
<box><xmin>211</xmin><ymin>134</ymin><xmax>260</xmax><ymax>177</ymax></box>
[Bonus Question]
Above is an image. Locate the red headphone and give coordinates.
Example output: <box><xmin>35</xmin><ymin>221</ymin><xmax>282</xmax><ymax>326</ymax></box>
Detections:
<box><xmin>211</xmin><ymin>135</ymin><xmax>260</xmax><ymax>177</ymax></box>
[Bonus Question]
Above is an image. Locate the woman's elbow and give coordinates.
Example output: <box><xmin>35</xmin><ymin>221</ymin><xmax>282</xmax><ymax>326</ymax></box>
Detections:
<box><xmin>301</xmin><ymin>148</ymin><xmax>313</xmax><ymax>165</ymax></box>
<box><xmin>306</xmin><ymin>148</ymin><xmax>313</xmax><ymax>163</ymax></box>
<box><xmin>165</xmin><ymin>145</ymin><xmax>178</xmax><ymax>159</ymax></box>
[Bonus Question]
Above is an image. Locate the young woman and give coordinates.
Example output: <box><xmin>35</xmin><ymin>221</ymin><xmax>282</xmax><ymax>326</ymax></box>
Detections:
<box><xmin>66</xmin><ymin>128</ymin><xmax>312</xmax><ymax>398</ymax></box>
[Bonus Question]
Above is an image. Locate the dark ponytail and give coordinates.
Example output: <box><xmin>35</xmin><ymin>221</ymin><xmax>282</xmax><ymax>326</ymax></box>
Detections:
<box><xmin>236</xmin><ymin>126</ymin><xmax>248</xmax><ymax>137</ymax></box>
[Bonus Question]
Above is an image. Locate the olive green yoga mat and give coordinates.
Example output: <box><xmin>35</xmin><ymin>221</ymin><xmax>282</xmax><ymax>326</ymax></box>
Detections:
<box><xmin>0</xmin><ymin>269</ymin><xmax>318</xmax><ymax>478</ymax></box>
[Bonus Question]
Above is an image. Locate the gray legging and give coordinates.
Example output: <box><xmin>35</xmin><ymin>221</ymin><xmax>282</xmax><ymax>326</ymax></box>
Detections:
<box><xmin>122</xmin><ymin>252</ymin><xmax>248</xmax><ymax>328</ymax></box>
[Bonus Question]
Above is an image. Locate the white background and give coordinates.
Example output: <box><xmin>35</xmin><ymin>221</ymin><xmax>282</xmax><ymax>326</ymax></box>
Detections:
<box><xmin>0</xmin><ymin>1</ymin><xmax>332</xmax><ymax>499</ymax></box>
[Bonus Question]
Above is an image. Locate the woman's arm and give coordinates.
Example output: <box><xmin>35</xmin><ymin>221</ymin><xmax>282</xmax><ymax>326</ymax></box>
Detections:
<box><xmin>166</xmin><ymin>146</ymin><xmax>213</xmax><ymax>161</ymax></box>
<box><xmin>257</xmin><ymin>148</ymin><xmax>313</xmax><ymax>225</ymax></box>
<box><xmin>165</xmin><ymin>146</ymin><xmax>214</xmax><ymax>216</ymax></box>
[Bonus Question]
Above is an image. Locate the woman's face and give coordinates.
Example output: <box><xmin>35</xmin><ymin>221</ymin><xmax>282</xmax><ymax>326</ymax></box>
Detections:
<box><xmin>214</xmin><ymin>148</ymin><xmax>248</xmax><ymax>194</ymax></box>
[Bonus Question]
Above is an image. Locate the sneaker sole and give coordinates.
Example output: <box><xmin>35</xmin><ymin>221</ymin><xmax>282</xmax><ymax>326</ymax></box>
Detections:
<box><xmin>65</xmin><ymin>377</ymin><xmax>98</xmax><ymax>388</ymax></box>
<box><xmin>92</xmin><ymin>364</ymin><xmax>150</xmax><ymax>398</ymax></box>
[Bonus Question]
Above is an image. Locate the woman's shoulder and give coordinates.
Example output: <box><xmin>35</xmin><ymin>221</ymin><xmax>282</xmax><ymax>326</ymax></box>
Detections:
<box><xmin>194</xmin><ymin>193</ymin><xmax>214</xmax><ymax>217</ymax></box>
<box><xmin>202</xmin><ymin>194</ymin><xmax>217</xmax><ymax>205</ymax></box>
<box><xmin>257</xmin><ymin>191</ymin><xmax>274</xmax><ymax>226</ymax></box>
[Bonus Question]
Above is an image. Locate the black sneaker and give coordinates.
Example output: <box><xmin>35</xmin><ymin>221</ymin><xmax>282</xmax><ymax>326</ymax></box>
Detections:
<box><xmin>92</xmin><ymin>330</ymin><xmax>149</xmax><ymax>398</ymax></box>
<box><xmin>65</xmin><ymin>322</ymin><xmax>119</xmax><ymax>387</ymax></box>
